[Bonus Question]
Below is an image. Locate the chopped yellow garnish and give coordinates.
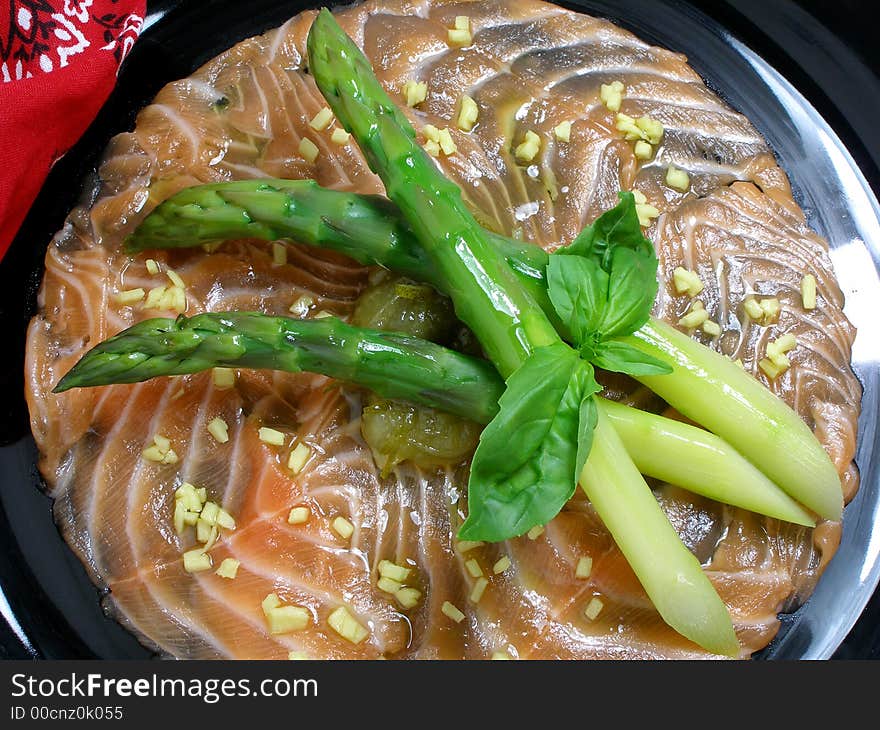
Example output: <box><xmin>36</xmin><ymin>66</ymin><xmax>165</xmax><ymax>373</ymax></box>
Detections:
<box><xmin>423</xmin><ymin>124</ymin><xmax>440</xmax><ymax>143</ymax></box>
<box><xmin>377</xmin><ymin>576</ymin><xmax>402</xmax><ymax>594</ymax></box>
<box><xmin>266</xmin><ymin>605</ymin><xmax>311</xmax><ymax>634</ymax></box>
<box><xmin>272</xmin><ymin>242</ymin><xmax>287</xmax><ymax>266</ymax></box>
<box><xmin>599</xmin><ymin>81</ymin><xmax>624</xmax><ymax>112</ymax></box>
<box><xmin>743</xmin><ymin>296</ymin><xmax>781</xmax><ymax>325</ymax></box>
<box><xmin>166</xmin><ymin>268</ymin><xmax>185</xmax><ymax>289</ymax></box>
<box><xmin>636</xmin><ymin>116</ymin><xmax>664</xmax><ymax>145</ymax></box>
<box><xmin>143</xmin><ymin>434</ymin><xmax>178</xmax><ymax>464</ymax></box>
<box><xmin>678</xmin><ymin>300</ymin><xmax>709</xmax><ymax>329</ymax></box>
<box><xmin>213</xmin><ymin>367</ymin><xmax>235</xmax><ymax>389</ymax></box>
<box><xmin>438</xmin><ymin>128</ymin><xmax>457</xmax><ymax>156</ymax></box>
<box><xmin>288</xmin><ymin>651</ymin><xmax>309</xmax><ymax>660</ymax></box>
<box><xmin>378</xmin><ymin>560</ymin><xmax>411</xmax><ymax>583</ymax></box>
<box><xmin>200</xmin><ymin>500</ymin><xmax>220</xmax><ymax>525</ymax></box>
<box><xmin>672</xmin><ymin>266</ymin><xmax>704</xmax><ymax>297</ymax></box>
<box><xmin>636</xmin><ymin>202</ymin><xmax>660</xmax><ymax>228</ymax></box>
<box><xmin>491</xmin><ymin>651</ymin><xmax>512</xmax><ymax>660</ymax></box>
<box><xmin>424</xmin><ymin>139</ymin><xmax>441</xmax><ymax>157</ymax></box>
<box><xmin>514</xmin><ymin>130</ymin><xmax>541</xmax><ymax>163</ymax></box>
<box><xmin>492</xmin><ymin>555</ymin><xmax>511</xmax><ymax>574</ymax></box>
<box><xmin>332</xmin><ymin>516</ymin><xmax>355</xmax><ymax>540</ymax></box>
<box><xmin>262</xmin><ymin>593</ymin><xmax>282</xmax><ymax>614</ymax></box>
<box><xmin>403</xmin><ymin>80</ymin><xmax>428</xmax><ymax>108</ymax></box>
<box><xmin>454</xmin><ymin>15</ymin><xmax>470</xmax><ymax>31</ymax></box>
<box><xmin>465</xmin><ymin>558</ymin><xmax>483</xmax><ymax>578</ymax></box>
<box><xmin>801</xmin><ymin>274</ymin><xmax>817</xmax><ymax>310</ymax></box>
<box><xmin>115</xmin><ymin>288</ymin><xmax>145</xmax><ymax>305</ymax></box>
<box><xmin>469</xmin><ymin>577</ymin><xmax>489</xmax><ymax>604</ymax></box>
<box><xmin>766</xmin><ymin>333</ymin><xmax>798</xmax><ymax>370</ymax></box>
<box><xmin>457</xmin><ymin>94</ymin><xmax>479</xmax><ymax>131</ymax></box>
<box><xmin>575</xmin><ymin>556</ymin><xmax>593</xmax><ymax>579</ymax></box>
<box><xmin>183</xmin><ymin>548</ymin><xmax>212</xmax><ymax>573</ymax></box>
<box><xmin>173</xmin><ymin>500</ymin><xmax>187</xmax><ymax>534</ymax></box>
<box><xmin>196</xmin><ymin>517</ymin><xmax>217</xmax><ymax>545</ymax></box>
<box><xmin>287</xmin><ymin>442</ymin><xmax>311</xmax><ymax>474</ymax></box>
<box><xmin>759</xmin><ymin>358</ymin><xmax>787</xmax><ymax>381</ymax></box>
<box><xmin>288</xmin><ymin>506</ymin><xmax>310</xmax><ymax>525</ymax></box>
<box><xmin>553</xmin><ymin>121</ymin><xmax>572</xmax><ymax>142</ymax></box>
<box><xmin>702</xmin><ymin>320</ymin><xmax>722</xmax><ymax>337</ymax></box>
<box><xmin>215</xmin><ymin>558</ymin><xmax>239</xmax><ymax>579</ymax></box>
<box><xmin>258</xmin><ymin>426</ymin><xmax>286</xmax><ymax>446</ymax></box>
<box><xmin>313</xmin><ymin>310</ymin><xmax>334</xmax><ymax>319</ymax></box>
<box><xmin>441</xmin><ymin>601</ymin><xmax>466</xmax><ymax>623</ymax></box>
<box><xmin>665</xmin><ymin>164</ymin><xmax>691</xmax><ymax>192</ymax></box>
<box><xmin>299</xmin><ymin>137</ymin><xmax>319</xmax><ymax>163</ymax></box>
<box><xmin>633</xmin><ymin>140</ymin><xmax>653</xmax><ymax>160</ymax></box>
<box><xmin>216</xmin><ymin>508</ymin><xmax>236</xmax><ymax>531</ymax></box>
<box><xmin>584</xmin><ymin>597</ymin><xmax>604</xmax><ymax>620</ymax></box>
<box><xmin>456</xmin><ymin>540</ymin><xmax>484</xmax><ymax>553</ymax></box>
<box><xmin>175</xmin><ymin>482</ymin><xmax>203</xmax><ymax>511</ymax></box>
<box><xmin>743</xmin><ymin>297</ymin><xmax>764</xmax><ymax>321</ymax></box>
<box><xmin>145</xmin><ymin>258</ymin><xmax>160</xmax><ymax>275</ymax></box>
<box><xmin>328</xmin><ymin>606</ymin><xmax>369</xmax><ymax>644</ymax></box>
<box><xmin>207</xmin><ymin>417</ymin><xmax>229</xmax><ymax>444</ymax></box>
<box><xmin>309</xmin><ymin>107</ymin><xmax>334</xmax><ymax>131</ymax></box>
<box><xmin>615</xmin><ymin>113</ymin><xmax>641</xmax><ymax>140</ymax></box>
<box><xmin>395</xmin><ymin>587</ymin><xmax>422</xmax><ymax>609</ymax></box>
<box><xmin>330</xmin><ymin>127</ymin><xmax>351</xmax><ymax>145</ymax></box>
<box><xmin>289</xmin><ymin>294</ymin><xmax>314</xmax><ymax>317</ymax></box>
<box><xmin>526</xmin><ymin>525</ymin><xmax>544</xmax><ymax>540</ymax></box>
<box><xmin>447</xmin><ymin>16</ymin><xmax>472</xmax><ymax>46</ymax></box>
<box><xmin>144</xmin><ymin>284</ymin><xmax>186</xmax><ymax>313</ymax></box>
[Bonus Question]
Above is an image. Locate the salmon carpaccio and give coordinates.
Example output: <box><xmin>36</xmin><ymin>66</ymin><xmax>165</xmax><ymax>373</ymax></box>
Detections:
<box><xmin>25</xmin><ymin>0</ymin><xmax>861</xmax><ymax>659</ymax></box>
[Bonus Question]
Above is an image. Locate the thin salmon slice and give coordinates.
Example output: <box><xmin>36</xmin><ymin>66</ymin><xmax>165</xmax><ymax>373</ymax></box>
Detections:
<box><xmin>25</xmin><ymin>0</ymin><xmax>859</xmax><ymax>659</ymax></box>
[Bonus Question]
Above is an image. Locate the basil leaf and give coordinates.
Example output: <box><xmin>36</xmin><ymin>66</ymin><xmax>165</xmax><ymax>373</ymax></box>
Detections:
<box><xmin>592</xmin><ymin>339</ymin><xmax>673</xmax><ymax>376</ymax></box>
<box><xmin>576</xmin><ymin>379</ymin><xmax>601</xmax><ymax>475</ymax></box>
<box><xmin>559</xmin><ymin>191</ymin><xmax>652</xmax><ymax>269</ymax></box>
<box><xmin>546</xmin><ymin>254</ymin><xmax>608</xmax><ymax>345</ymax></box>
<box><xmin>458</xmin><ymin>343</ymin><xmax>596</xmax><ymax>542</ymax></box>
<box><xmin>598</xmin><ymin>246</ymin><xmax>659</xmax><ymax>338</ymax></box>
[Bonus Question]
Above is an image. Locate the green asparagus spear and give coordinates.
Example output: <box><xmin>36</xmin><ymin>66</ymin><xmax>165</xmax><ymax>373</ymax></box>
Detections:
<box><xmin>128</xmin><ymin>179</ymin><xmax>841</xmax><ymax>519</ymax></box>
<box><xmin>307</xmin><ymin>9</ymin><xmax>737</xmax><ymax>655</ymax></box>
<box><xmin>53</xmin><ymin>313</ymin><xmax>502</xmax><ymax>424</ymax></box>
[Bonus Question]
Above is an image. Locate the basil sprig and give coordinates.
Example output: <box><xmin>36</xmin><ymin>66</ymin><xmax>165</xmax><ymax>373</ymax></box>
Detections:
<box><xmin>459</xmin><ymin>192</ymin><xmax>668</xmax><ymax>541</ymax></box>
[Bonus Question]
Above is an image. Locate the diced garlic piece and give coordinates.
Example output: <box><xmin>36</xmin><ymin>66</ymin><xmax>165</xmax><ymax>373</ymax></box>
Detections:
<box><xmin>115</xmin><ymin>288</ymin><xmax>145</xmax><ymax>305</ymax></box>
<box><xmin>465</xmin><ymin>558</ymin><xmax>483</xmax><ymax>578</ymax></box>
<box><xmin>743</xmin><ymin>296</ymin><xmax>765</xmax><ymax>322</ymax></box>
<box><xmin>262</xmin><ymin>593</ymin><xmax>282</xmax><ymax>615</ymax></box>
<box><xmin>759</xmin><ymin>298</ymin><xmax>781</xmax><ymax>324</ymax></box>
<box><xmin>288</xmin><ymin>506</ymin><xmax>310</xmax><ymax>525</ymax></box>
<box><xmin>196</xmin><ymin>517</ymin><xmax>215</xmax><ymax>544</ymax></box>
<box><xmin>145</xmin><ymin>258</ymin><xmax>160</xmax><ymax>275</ymax></box>
<box><xmin>636</xmin><ymin>203</ymin><xmax>660</xmax><ymax>228</ymax></box>
<box><xmin>166</xmin><ymin>269</ymin><xmax>185</xmax><ymax>288</ymax></box>
<box><xmin>447</xmin><ymin>28</ymin><xmax>472</xmax><ymax>46</ymax></box>
<box><xmin>584</xmin><ymin>597</ymin><xmax>604</xmax><ymax>620</ymax></box>
<box><xmin>200</xmin><ymin>500</ymin><xmax>220</xmax><ymax>525</ymax></box>
<box><xmin>636</xmin><ymin>115</ymin><xmax>664</xmax><ymax>145</ymax></box>
<box><xmin>395</xmin><ymin>587</ymin><xmax>422</xmax><ymax>609</ymax></box>
<box><xmin>599</xmin><ymin>80</ymin><xmax>625</xmax><ymax>111</ymax></box>
<box><xmin>215</xmin><ymin>558</ymin><xmax>239</xmax><ymax>579</ymax></box>
<box><xmin>615</xmin><ymin>113</ymin><xmax>642</xmax><ymax>140</ymax></box>
<box><xmin>213</xmin><ymin>367</ymin><xmax>235</xmax><ymax>389</ymax></box>
<box><xmin>424</xmin><ymin>139</ymin><xmax>441</xmax><ymax>157</ymax></box>
<box><xmin>469</xmin><ymin>577</ymin><xmax>489</xmax><ymax>604</ymax></box>
<box><xmin>441</xmin><ymin>601</ymin><xmax>466</xmax><ymax>623</ymax></box>
<box><xmin>456</xmin><ymin>541</ymin><xmax>484</xmax><ymax>553</ymax></box>
<box><xmin>493</xmin><ymin>556</ymin><xmax>511</xmax><ymax>574</ymax></box>
<box><xmin>702</xmin><ymin>320</ymin><xmax>722</xmax><ymax>337</ymax></box>
<box><xmin>514</xmin><ymin>130</ymin><xmax>541</xmax><ymax>163</ymax></box>
<box><xmin>457</xmin><ymin>94</ymin><xmax>479</xmax><ymax>131</ymax></box>
<box><xmin>633</xmin><ymin>140</ymin><xmax>653</xmax><ymax>160</ymax></box>
<box><xmin>423</xmin><ymin>124</ymin><xmax>440</xmax><ymax>142</ymax></box>
<box><xmin>766</xmin><ymin>333</ymin><xmax>797</xmax><ymax>369</ymax></box>
<box><xmin>332</xmin><ymin>516</ymin><xmax>354</xmax><ymax>540</ymax></box>
<box><xmin>258</xmin><ymin>426</ymin><xmax>285</xmax><ymax>446</ymax></box>
<box><xmin>491</xmin><ymin>651</ymin><xmax>512</xmax><ymax>660</ymax></box>
<box><xmin>182</xmin><ymin>510</ymin><xmax>199</xmax><ymax>527</ymax></box>
<box><xmin>665</xmin><ymin>164</ymin><xmax>690</xmax><ymax>192</ymax></box>
<box><xmin>438</xmin><ymin>128</ymin><xmax>457</xmax><ymax>155</ymax></box>
<box><xmin>207</xmin><ymin>417</ymin><xmax>229</xmax><ymax>444</ymax></box>
<box><xmin>553</xmin><ymin>121</ymin><xmax>571</xmax><ymax>142</ymax></box>
<box><xmin>289</xmin><ymin>295</ymin><xmax>314</xmax><ymax>317</ymax></box>
<box><xmin>143</xmin><ymin>285</ymin><xmax>167</xmax><ymax>309</ymax></box>
<box><xmin>267</xmin><ymin>605</ymin><xmax>311</xmax><ymax>634</ymax></box>
<box><xmin>678</xmin><ymin>301</ymin><xmax>709</xmax><ymax>329</ymax></box>
<box><xmin>173</xmin><ymin>500</ymin><xmax>187</xmax><ymax>534</ymax></box>
<box><xmin>672</xmin><ymin>266</ymin><xmax>704</xmax><ymax>297</ymax></box>
<box><xmin>313</xmin><ymin>310</ymin><xmax>334</xmax><ymax>319</ymax></box>
<box><xmin>196</xmin><ymin>487</ymin><xmax>207</xmax><ymax>504</ymax></box>
<box><xmin>759</xmin><ymin>357</ymin><xmax>787</xmax><ymax>380</ymax></box>
<box><xmin>801</xmin><ymin>274</ymin><xmax>817</xmax><ymax>310</ymax></box>
<box><xmin>299</xmin><ymin>137</ymin><xmax>319</xmax><ymax>163</ymax></box>
<box><xmin>575</xmin><ymin>556</ymin><xmax>593</xmax><ymax>579</ymax></box>
<box><xmin>183</xmin><ymin>548</ymin><xmax>212</xmax><ymax>573</ymax></box>
<box><xmin>330</xmin><ymin>127</ymin><xmax>351</xmax><ymax>145</ymax></box>
<box><xmin>288</xmin><ymin>651</ymin><xmax>309</xmax><ymax>660</ymax></box>
<box><xmin>403</xmin><ymin>80</ymin><xmax>428</xmax><ymax>108</ymax></box>
<box><xmin>309</xmin><ymin>107</ymin><xmax>334</xmax><ymax>131</ymax></box>
<box><xmin>378</xmin><ymin>560</ymin><xmax>411</xmax><ymax>582</ymax></box>
<box><xmin>377</xmin><ymin>576</ymin><xmax>402</xmax><ymax>594</ymax></box>
<box><xmin>175</xmin><ymin>482</ymin><xmax>202</xmax><ymax>510</ymax></box>
<box><xmin>454</xmin><ymin>15</ymin><xmax>470</xmax><ymax>31</ymax></box>
<box><xmin>216</xmin><ymin>508</ymin><xmax>236</xmax><ymax>531</ymax></box>
<box><xmin>272</xmin><ymin>242</ymin><xmax>287</xmax><ymax>266</ymax></box>
<box><xmin>328</xmin><ymin>606</ymin><xmax>369</xmax><ymax>644</ymax></box>
<box><xmin>287</xmin><ymin>443</ymin><xmax>311</xmax><ymax>474</ymax></box>
<box><xmin>526</xmin><ymin>525</ymin><xmax>544</xmax><ymax>540</ymax></box>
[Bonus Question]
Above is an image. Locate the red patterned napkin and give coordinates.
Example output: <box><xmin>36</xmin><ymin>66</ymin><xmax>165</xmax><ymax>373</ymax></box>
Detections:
<box><xmin>0</xmin><ymin>0</ymin><xmax>146</xmax><ymax>260</ymax></box>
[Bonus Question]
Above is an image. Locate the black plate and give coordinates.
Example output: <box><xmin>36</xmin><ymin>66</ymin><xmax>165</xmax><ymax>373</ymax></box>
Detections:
<box><xmin>1</xmin><ymin>0</ymin><xmax>879</xmax><ymax>659</ymax></box>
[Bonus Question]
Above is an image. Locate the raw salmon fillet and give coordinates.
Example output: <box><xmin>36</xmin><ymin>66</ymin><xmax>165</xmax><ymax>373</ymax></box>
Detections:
<box><xmin>25</xmin><ymin>0</ymin><xmax>860</xmax><ymax>659</ymax></box>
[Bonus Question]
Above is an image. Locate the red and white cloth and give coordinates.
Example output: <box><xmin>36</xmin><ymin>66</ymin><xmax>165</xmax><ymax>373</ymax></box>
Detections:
<box><xmin>0</xmin><ymin>0</ymin><xmax>146</xmax><ymax>260</ymax></box>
